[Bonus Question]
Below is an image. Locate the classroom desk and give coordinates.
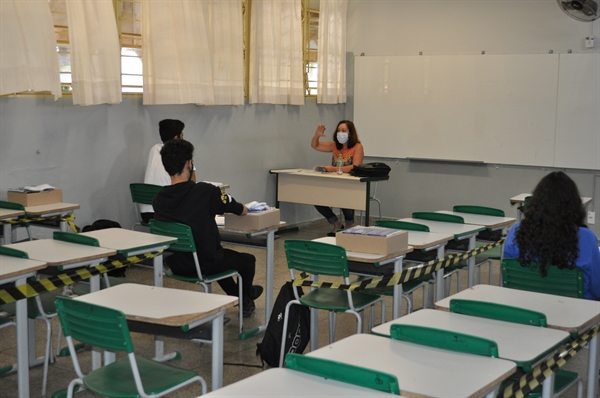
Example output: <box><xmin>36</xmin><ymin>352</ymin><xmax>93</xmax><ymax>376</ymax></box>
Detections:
<box><xmin>24</xmin><ymin>202</ymin><xmax>80</xmax><ymax>232</ymax></box>
<box><xmin>435</xmin><ymin>210</ymin><xmax>516</xmax><ymax>232</ymax></box>
<box><xmin>200</xmin><ymin>367</ymin><xmax>403</xmax><ymax>397</ymax></box>
<box><xmin>73</xmin><ymin>283</ymin><xmax>237</xmax><ymax>391</ymax></box>
<box><xmin>270</xmin><ymin>168</ymin><xmax>389</xmax><ymax>226</ymax></box>
<box><xmin>398</xmin><ymin>217</ymin><xmax>485</xmax><ymax>294</ymax></box>
<box><xmin>0</xmin><ymin>255</ymin><xmax>47</xmax><ymax>398</ymax></box>
<box><xmin>510</xmin><ymin>194</ymin><xmax>593</xmax><ymax>221</ymax></box>
<box><xmin>307</xmin><ymin>334</ymin><xmax>516</xmax><ymax>398</ymax></box>
<box><xmin>436</xmin><ymin>284</ymin><xmax>600</xmax><ymax>398</ymax></box>
<box><xmin>372</xmin><ymin>309</ymin><xmax>570</xmax><ymax>398</ymax></box>
<box><xmin>0</xmin><ymin>208</ymin><xmax>25</xmax><ymax>244</ymax></box>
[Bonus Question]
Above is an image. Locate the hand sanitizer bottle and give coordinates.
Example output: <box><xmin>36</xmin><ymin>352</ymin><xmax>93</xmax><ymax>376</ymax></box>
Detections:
<box><xmin>336</xmin><ymin>154</ymin><xmax>343</xmax><ymax>175</ymax></box>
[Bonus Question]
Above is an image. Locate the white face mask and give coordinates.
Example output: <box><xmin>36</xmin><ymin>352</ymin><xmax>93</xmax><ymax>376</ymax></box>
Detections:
<box><xmin>337</xmin><ymin>132</ymin><xmax>349</xmax><ymax>144</ymax></box>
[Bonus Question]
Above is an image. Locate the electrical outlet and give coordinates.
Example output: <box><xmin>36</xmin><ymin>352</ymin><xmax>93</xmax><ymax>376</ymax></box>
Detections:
<box><xmin>587</xmin><ymin>211</ymin><xmax>596</xmax><ymax>225</ymax></box>
<box><xmin>585</xmin><ymin>37</ymin><xmax>595</xmax><ymax>48</ymax></box>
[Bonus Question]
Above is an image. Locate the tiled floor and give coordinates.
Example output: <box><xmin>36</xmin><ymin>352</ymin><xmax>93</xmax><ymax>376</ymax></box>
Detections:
<box><xmin>0</xmin><ymin>220</ymin><xmax>590</xmax><ymax>397</ymax></box>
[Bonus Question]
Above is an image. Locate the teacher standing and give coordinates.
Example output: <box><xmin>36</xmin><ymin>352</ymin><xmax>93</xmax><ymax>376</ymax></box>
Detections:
<box><xmin>311</xmin><ymin>120</ymin><xmax>365</xmax><ymax>235</ymax></box>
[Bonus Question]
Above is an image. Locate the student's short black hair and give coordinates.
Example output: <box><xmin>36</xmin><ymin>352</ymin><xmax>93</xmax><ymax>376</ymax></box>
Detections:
<box><xmin>160</xmin><ymin>139</ymin><xmax>194</xmax><ymax>176</ymax></box>
<box><xmin>159</xmin><ymin>119</ymin><xmax>185</xmax><ymax>143</ymax></box>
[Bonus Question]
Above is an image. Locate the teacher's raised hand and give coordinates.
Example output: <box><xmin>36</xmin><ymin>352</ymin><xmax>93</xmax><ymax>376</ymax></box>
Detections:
<box><xmin>314</xmin><ymin>124</ymin><xmax>326</xmax><ymax>138</ymax></box>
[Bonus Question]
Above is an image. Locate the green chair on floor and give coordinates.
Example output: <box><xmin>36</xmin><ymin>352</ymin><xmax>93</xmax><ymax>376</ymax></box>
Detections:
<box><xmin>0</xmin><ymin>200</ymin><xmax>33</xmax><ymax>243</ymax></box>
<box><xmin>450</xmin><ymin>299</ymin><xmax>582</xmax><ymax>398</ymax></box>
<box><xmin>279</xmin><ymin>240</ymin><xmax>386</xmax><ymax>367</ymax></box>
<box><xmin>54</xmin><ymin>296</ymin><xmax>207</xmax><ymax>398</ymax></box>
<box><xmin>130</xmin><ymin>183</ymin><xmax>162</xmax><ymax>231</ymax></box>
<box><xmin>149</xmin><ymin>220</ymin><xmax>244</xmax><ymax>334</ymax></box>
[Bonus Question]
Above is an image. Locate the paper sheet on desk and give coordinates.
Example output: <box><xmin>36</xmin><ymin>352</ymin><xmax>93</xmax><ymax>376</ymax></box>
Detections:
<box><xmin>9</xmin><ymin>184</ymin><xmax>56</xmax><ymax>192</ymax></box>
<box><xmin>245</xmin><ymin>201</ymin><xmax>272</xmax><ymax>213</ymax></box>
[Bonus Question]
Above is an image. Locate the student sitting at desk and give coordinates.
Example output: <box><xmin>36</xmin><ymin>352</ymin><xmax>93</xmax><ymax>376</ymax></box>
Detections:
<box><xmin>311</xmin><ymin>120</ymin><xmax>364</xmax><ymax>235</ymax></box>
<box><xmin>504</xmin><ymin>171</ymin><xmax>600</xmax><ymax>300</ymax></box>
<box><xmin>153</xmin><ymin>139</ymin><xmax>263</xmax><ymax>317</ymax></box>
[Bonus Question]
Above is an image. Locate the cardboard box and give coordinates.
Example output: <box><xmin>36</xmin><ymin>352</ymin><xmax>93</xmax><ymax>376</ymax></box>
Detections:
<box><xmin>7</xmin><ymin>189</ymin><xmax>63</xmax><ymax>207</ymax></box>
<box><xmin>224</xmin><ymin>208</ymin><xmax>280</xmax><ymax>231</ymax></box>
<box><xmin>336</xmin><ymin>227</ymin><xmax>408</xmax><ymax>255</ymax></box>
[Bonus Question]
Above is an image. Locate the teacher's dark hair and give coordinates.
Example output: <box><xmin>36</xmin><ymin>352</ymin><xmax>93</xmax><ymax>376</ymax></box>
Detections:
<box><xmin>160</xmin><ymin>139</ymin><xmax>194</xmax><ymax>176</ymax></box>
<box><xmin>515</xmin><ymin>171</ymin><xmax>586</xmax><ymax>276</ymax></box>
<box><xmin>333</xmin><ymin>120</ymin><xmax>360</xmax><ymax>150</ymax></box>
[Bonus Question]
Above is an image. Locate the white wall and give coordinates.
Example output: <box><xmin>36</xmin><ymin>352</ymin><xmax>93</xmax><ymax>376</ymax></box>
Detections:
<box><xmin>346</xmin><ymin>0</ymin><xmax>600</xmax><ymax>236</ymax></box>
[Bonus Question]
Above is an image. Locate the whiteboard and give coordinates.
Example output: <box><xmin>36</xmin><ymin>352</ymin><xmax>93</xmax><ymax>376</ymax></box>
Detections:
<box><xmin>354</xmin><ymin>54</ymin><xmax>600</xmax><ymax>169</ymax></box>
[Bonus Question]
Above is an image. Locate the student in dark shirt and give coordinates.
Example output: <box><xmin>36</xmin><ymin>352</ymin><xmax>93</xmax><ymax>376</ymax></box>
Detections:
<box><xmin>153</xmin><ymin>139</ymin><xmax>263</xmax><ymax>317</ymax></box>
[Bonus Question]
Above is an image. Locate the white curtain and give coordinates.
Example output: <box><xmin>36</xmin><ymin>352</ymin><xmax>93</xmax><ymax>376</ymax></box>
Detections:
<box><xmin>317</xmin><ymin>0</ymin><xmax>347</xmax><ymax>104</ymax></box>
<box><xmin>66</xmin><ymin>0</ymin><xmax>122</xmax><ymax>106</ymax></box>
<box><xmin>0</xmin><ymin>0</ymin><xmax>62</xmax><ymax>99</ymax></box>
<box><xmin>249</xmin><ymin>0</ymin><xmax>304</xmax><ymax>105</ymax></box>
<box><xmin>142</xmin><ymin>0</ymin><xmax>244</xmax><ymax>105</ymax></box>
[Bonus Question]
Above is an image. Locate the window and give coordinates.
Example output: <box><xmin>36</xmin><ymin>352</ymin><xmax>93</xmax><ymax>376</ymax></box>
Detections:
<box><xmin>303</xmin><ymin>0</ymin><xmax>319</xmax><ymax>97</ymax></box>
<box><xmin>116</xmin><ymin>0</ymin><xmax>143</xmax><ymax>93</ymax></box>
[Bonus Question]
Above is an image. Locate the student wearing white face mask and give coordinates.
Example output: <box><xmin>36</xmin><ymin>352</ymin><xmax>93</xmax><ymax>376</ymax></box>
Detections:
<box><xmin>311</xmin><ymin>120</ymin><xmax>365</xmax><ymax>235</ymax></box>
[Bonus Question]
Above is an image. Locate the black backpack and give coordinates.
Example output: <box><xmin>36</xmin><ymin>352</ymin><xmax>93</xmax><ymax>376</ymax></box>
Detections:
<box><xmin>349</xmin><ymin>162</ymin><xmax>391</xmax><ymax>177</ymax></box>
<box><xmin>81</xmin><ymin>219</ymin><xmax>127</xmax><ymax>277</ymax></box>
<box><xmin>256</xmin><ymin>282</ymin><xmax>310</xmax><ymax>367</ymax></box>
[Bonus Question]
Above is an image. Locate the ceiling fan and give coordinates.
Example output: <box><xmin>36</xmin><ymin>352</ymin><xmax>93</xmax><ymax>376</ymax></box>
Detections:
<box><xmin>557</xmin><ymin>0</ymin><xmax>599</xmax><ymax>22</ymax></box>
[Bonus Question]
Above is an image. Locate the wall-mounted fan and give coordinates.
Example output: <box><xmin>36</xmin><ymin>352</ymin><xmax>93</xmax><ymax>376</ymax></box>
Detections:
<box><xmin>557</xmin><ymin>0</ymin><xmax>599</xmax><ymax>22</ymax></box>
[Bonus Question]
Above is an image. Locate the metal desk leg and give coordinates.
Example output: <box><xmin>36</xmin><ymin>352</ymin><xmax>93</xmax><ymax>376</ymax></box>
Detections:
<box><xmin>467</xmin><ymin>235</ymin><xmax>476</xmax><ymax>288</ymax></box>
<box><xmin>541</xmin><ymin>373</ymin><xmax>555</xmax><ymax>398</ymax></box>
<box><xmin>392</xmin><ymin>257</ymin><xmax>404</xmax><ymax>319</ymax></box>
<box><xmin>587</xmin><ymin>332</ymin><xmax>599</xmax><ymax>398</ymax></box>
<box><xmin>3</xmin><ymin>223</ymin><xmax>12</xmax><ymax>244</ymax></box>
<box><xmin>15</xmin><ymin>279</ymin><xmax>30</xmax><ymax>398</ymax></box>
<box><xmin>434</xmin><ymin>246</ymin><xmax>445</xmax><ymax>306</ymax></box>
<box><xmin>265</xmin><ymin>230</ymin><xmax>275</xmax><ymax>323</ymax></box>
<box><xmin>310</xmin><ymin>275</ymin><xmax>319</xmax><ymax>352</ymax></box>
<box><xmin>90</xmin><ymin>271</ymin><xmax>102</xmax><ymax>370</ymax></box>
<box><xmin>60</xmin><ymin>220</ymin><xmax>68</xmax><ymax>232</ymax></box>
<box><xmin>154</xmin><ymin>254</ymin><xmax>164</xmax><ymax>287</ymax></box>
<box><xmin>212</xmin><ymin>312</ymin><xmax>225</xmax><ymax>390</ymax></box>
<box><xmin>364</xmin><ymin>182</ymin><xmax>371</xmax><ymax>226</ymax></box>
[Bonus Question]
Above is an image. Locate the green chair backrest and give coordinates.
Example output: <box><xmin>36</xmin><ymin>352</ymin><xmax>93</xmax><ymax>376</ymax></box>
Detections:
<box><xmin>55</xmin><ymin>296</ymin><xmax>134</xmax><ymax>353</ymax></box>
<box><xmin>53</xmin><ymin>231</ymin><xmax>99</xmax><ymax>247</ymax></box>
<box><xmin>375</xmin><ymin>220</ymin><xmax>429</xmax><ymax>232</ymax></box>
<box><xmin>453</xmin><ymin>205</ymin><xmax>505</xmax><ymax>217</ymax></box>
<box><xmin>285</xmin><ymin>353</ymin><xmax>400</xmax><ymax>395</ymax></box>
<box><xmin>0</xmin><ymin>246</ymin><xmax>29</xmax><ymax>259</ymax></box>
<box><xmin>449</xmin><ymin>299</ymin><xmax>547</xmax><ymax>327</ymax></box>
<box><xmin>390</xmin><ymin>324</ymin><xmax>499</xmax><ymax>358</ymax></box>
<box><xmin>129</xmin><ymin>183</ymin><xmax>163</xmax><ymax>206</ymax></box>
<box><xmin>502</xmin><ymin>258</ymin><xmax>584</xmax><ymax>299</ymax></box>
<box><xmin>284</xmin><ymin>240</ymin><xmax>349</xmax><ymax>277</ymax></box>
<box><xmin>149</xmin><ymin>220</ymin><xmax>193</xmax><ymax>253</ymax></box>
<box><xmin>412</xmin><ymin>212</ymin><xmax>464</xmax><ymax>224</ymax></box>
<box><xmin>0</xmin><ymin>200</ymin><xmax>25</xmax><ymax>211</ymax></box>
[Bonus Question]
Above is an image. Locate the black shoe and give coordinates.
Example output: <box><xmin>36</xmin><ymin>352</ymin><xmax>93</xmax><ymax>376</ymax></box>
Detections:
<box><xmin>249</xmin><ymin>285</ymin><xmax>264</xmax><ymax>300</ymax></box>
<box><xmin>242</xmin><ymin>298</ymin><xmax>256</xmax><ymax>318</ymax></box>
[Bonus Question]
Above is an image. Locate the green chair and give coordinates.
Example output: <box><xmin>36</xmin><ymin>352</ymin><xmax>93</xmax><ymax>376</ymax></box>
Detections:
<box><xmin>279</xmin><ymin>240</ymin><xmax>386</xmax><ymax>367</ymax></box>
<box><xmin>130</xmin><ymin>183</ymin><xmax>162</xmax><ymax>231</ymax></box>
<box><xmin>450</xmin><ymin>299</ymin><xmax>583</xmax><ymax>398</ymax></box>
<box><xmin>54</xmin><ymin>296</ymin><xmax>207</xmax><ymax>398</ymax></box>
<box><xmin>502</xmin><ymin>259</ymin><xmax>584</xmax><ymax>299</ymax></box>
<box><xmin>0</xmin><ymin>200</ymin><xmax>32</xmax><ymax>242</ymax></box>
<box><xmin>285</xmin><ymin>353</ymin><xmax>400</xmax><ymax>395</ymax></box>
<box><xmin>149</xmin><ymin>220</ymin><xmax>244</xmax><ymax>334</ymax></box>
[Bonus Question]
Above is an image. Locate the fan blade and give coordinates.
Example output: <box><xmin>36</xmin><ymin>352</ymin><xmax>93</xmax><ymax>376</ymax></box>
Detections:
<box><xmin>571</xmin><ymin>0</ymin><xmax>584</xmax><ymax>9</ymax></box>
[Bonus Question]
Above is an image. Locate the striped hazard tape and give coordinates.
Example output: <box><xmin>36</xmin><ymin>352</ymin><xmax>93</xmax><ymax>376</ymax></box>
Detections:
<box><xmin>499</xmin><ymin>324</ymin><xmax>600</xmax><ymax>398</ymax></box>
<box><xmin>0</xmin><ymin>214</ymin><xmax>78</xmax><ymax>233</ymax></box>
<box><xmin>292</xmin><ymin>239</ymin><xmax>504</xmax><ymax>292</ymax></box>
<box><xmin>0</xmin><ymin>250</ymin><xmax>162</xmax><ymax>305</ymax></box>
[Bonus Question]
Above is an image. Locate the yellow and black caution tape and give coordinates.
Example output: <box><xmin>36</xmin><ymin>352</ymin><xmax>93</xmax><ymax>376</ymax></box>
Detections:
<box><xmin>292</xmin><ymin>239</ymin><xmax>504</xmax><ymax>292</ymax></box>
<box><xmin>0</xmin><ymin>251</ymin><xmax>162</xmax><ymax>305</ymax></box>
<box><xmin>0</xmin><ymin>214</ymin><xmax>78</xmax><ymax>233</ymax></box>
<box><xmin>499</xmin><ymin>324</ymin><xmax>600</xmax><ymax>398</ymax></box>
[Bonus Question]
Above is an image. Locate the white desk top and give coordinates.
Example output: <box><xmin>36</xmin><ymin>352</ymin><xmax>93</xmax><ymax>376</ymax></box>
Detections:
<box><xmin>436</xmin><ymin>285</ymin><xmax>600</xmax><ymax>334</ymax></box>
<box><xmin>0</xmin><ymin>255</ymin><xmax>47</xmax><ymax>280</ymax></box>
<box><xmin>0</xmin><ymin>208</ymin><xmax>25</xmax><ymax>219</ymax></box>
<box><xmin>436</xmin><ymin>210</ymin><xmax>516</xmax><ymax>230</ymax></box>
<box><xmin>510</xmin><ymin>193</ymin><xmax>592</xmax><ymax>206</ymax></box>
<box><xmin>271</xmin><ymin>168</ymin><xmax>359</xmax><ymax>180</ymax></box>
<box><xmin>75</xmin><ymin>283</ymin><xmax>238</xmax><ymax>327</ymax></box>
<box><xmin>307</xmin><ymin>334</ymin><xmax>515</xmax><ymax>398</ymax></box>
<box><xmin>313</xmin><ymin>236</ymin><xmax>413</xmax><ymax>262</ymax></box>
<box><xmin>220</xmin><ymin>221</ymin><xmax>285</xmax><ymax>235</ymax></box>
<box><xmin>23</xmin><ymin>202</ymin><xmax>80</xmax><ymax>215</ymax></box>
<box><xmin>398</xmin><ymin>217</ymin><xmax>485</xmax><ymax>239</ymax></box>
<box><xmin>6</xmin><ymin>239</ymin><xmax>116</xmax><ymax>267</ymax></box>
<box><xmin>372</xmin><ymin>309</ymin><xmax>569</xmax><ymax>367</ymax></box>
<box><xmin>80</xmin><ymin>228</ymin><xmax>176</xmax><ymax>254</ymax></box>
<box><xmin>201</xmin><ymin>368</ymin><xmax>403</xmax><ymax>397</ymax></box>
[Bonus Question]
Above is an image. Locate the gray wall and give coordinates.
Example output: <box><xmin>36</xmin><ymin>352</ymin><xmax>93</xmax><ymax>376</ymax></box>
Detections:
<box><xmin>347</xmin><ymin>0</ymin><xmax>600</xmax><ymax>236</ymax></box>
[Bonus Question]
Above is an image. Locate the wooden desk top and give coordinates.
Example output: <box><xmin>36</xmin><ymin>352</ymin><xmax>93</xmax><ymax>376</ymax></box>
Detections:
<box><xmin>24</xmin><ymin>202</ymin><xmax>80</xmax><ymax>215</ymax></box>
<box><xmin>398</xmin><ymin>218</ymin><xmax>485</xmax><ymax>240</ymax></box>
<box><xmin>202</xmin><ymin>368</ymin><xmax>402</xmax><ymax>397</ymax></box>
<box><xmin>313</xmin><ymin>236</ymin><xmax>413</xmax><ymax>263</ymax></box>
<box><xmin>6</xmin><ymin>239</ymin><xmax>116</xmax><ymax>267</ymax></box>
<box><xmin>270</xmin><ymin>168</ymin><xmax>389</xmax><ymax>182</ymax></box>
<box><xmin>372</xmin><ymin>309</ymin><xmax>569</xmax><ymax>368</ymax></box>
<box><xmin>80</xmin><ymin>228</ymin><xmax>176</xmax><ymax>253</ymax></box>
<box><xmin>0</xmin><ymin>255</ymin><xmax>47</xmax><ymax>280</ymax></box>
<box><xmin>75</xmin><ymin>284</ymin><xmax>238</xmax><ymax>327</ymax></box>
<box><xmin>511</xmin><ymin>193</ymin><xmax>592</xmax><ymax>206</ymax></box>
<box><xmin>436</xmin><ymin>210</ymin><xmax>516</xmax><ymax>230</ymax></box>
<box><xmin>307</xmin><ymin>334</ymin><xmax>515</xmax><ymax>398</ymax></box>
<box><xmin>0</xmin><ymin>208</ymin><xmax>25</xmax><ymax>220</ymax></box>
<box><xmin>436</xmin><ymin>285</ymin><xmax>600</xmax><ymax>334</ymax></box>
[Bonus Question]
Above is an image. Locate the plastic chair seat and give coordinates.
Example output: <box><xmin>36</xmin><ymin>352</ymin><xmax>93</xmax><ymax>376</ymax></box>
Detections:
<box><xmin>82</xmin><ymin>355</ymin><xmax>198</xmax><ymax>397</ymax></box>
<box><xmin>299</xmin><ymin>288</ymin><xmax>382</xmax><ymax>312</ymax></box>
<box><xmin>475</xmin><ymin>241</ymin><xmax>502</xmax><ymax>259</ymax></box>
<box><xmin>528</xmin><ymin>370</ymin><xmax>581</xmax><ymax>398</ymax></box>
<box><xmin>164</xmin><ymin>268</ymin><xmax>238</xmax><ymax>284</ymax></box>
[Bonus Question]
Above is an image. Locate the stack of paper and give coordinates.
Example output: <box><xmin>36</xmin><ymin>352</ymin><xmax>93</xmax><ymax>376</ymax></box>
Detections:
<box><xmin>342</xmin><ymin>226</ymin><xmax>402</xmax><ymax>237</ymax></box>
